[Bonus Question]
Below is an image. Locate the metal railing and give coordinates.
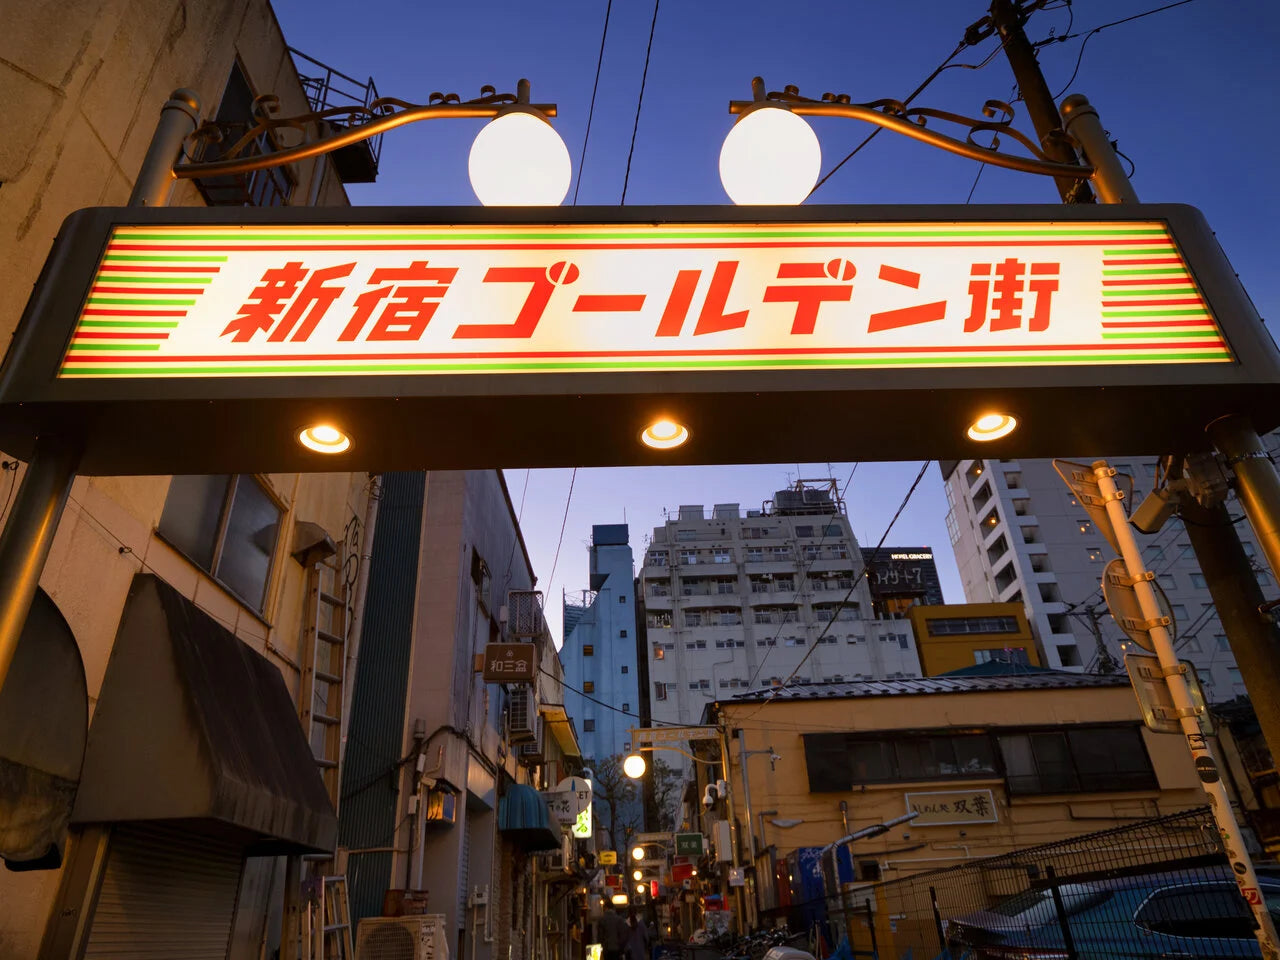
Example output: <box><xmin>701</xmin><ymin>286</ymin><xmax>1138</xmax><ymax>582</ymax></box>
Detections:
<box><xmin>791</xmin><ymin>808</ymin><xmax>1275</xmax><ymax>960</ymax></box>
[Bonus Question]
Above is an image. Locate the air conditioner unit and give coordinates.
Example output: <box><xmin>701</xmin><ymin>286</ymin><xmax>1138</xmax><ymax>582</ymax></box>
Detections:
<box><xmin>517</xmin><ymin>716</ymin><xmax>545</xmax><ymax>764</ymax></box>
<box><xmin>508</xmin><ymin>685</ymin><xmax>538</xmax><ymax>744</ymax></box>
<box><xmin>506</xmin><ymin>590</ymin><xmax>545</xmax><ymax>638</ymax></box>
<box><xmin>356</xmin><ymin>915</ymin><xmax>450</xmax><ymax>960</ymax></box>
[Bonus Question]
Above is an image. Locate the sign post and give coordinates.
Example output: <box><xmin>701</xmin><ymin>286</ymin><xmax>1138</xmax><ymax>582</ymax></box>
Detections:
<box><xmin>1087</xmin><ymin>459</ymin><xmax>1279</xmax><ymax>959</ymax></box>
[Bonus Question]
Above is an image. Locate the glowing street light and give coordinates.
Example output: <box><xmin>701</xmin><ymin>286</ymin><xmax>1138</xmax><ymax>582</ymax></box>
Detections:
<box><xmin>719</xmin><ymin>104</ymin><xmax>820</xmax><ymax>205</ymax></box>
<box><xmin>622</xmin><ymin>753</ymin><xmax>648</xmax><ymax>779</ymax></box>
<box><xmin>631</xmin><ymin>845</ymin><xmax>646</xmax><ymax>862</ymax></box>
<box><xmin>469</xmin><ymin>108</ymin><xmax>571</xmax><ymax>206</ymax></box>
<box><xmin>633</xmin><ymin>869</ymin><xmax>643</xmax><ymax>881</ymax></box>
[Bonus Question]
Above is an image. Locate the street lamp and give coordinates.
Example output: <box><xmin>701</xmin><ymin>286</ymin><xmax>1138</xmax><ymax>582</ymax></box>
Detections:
<box><xmin>136</xmin><ymin>80</ymin><xmax>568</xmax><ymax>209</ymax></box>
<box><xmin>720</xmin><ymin>77</ymin><xmax>1099</xmax><ymax>204</ymax></box>
<box><xmin>622</xmin><ymin>753</ymin><xmax>647</xmax><ymax>779</ymax></box>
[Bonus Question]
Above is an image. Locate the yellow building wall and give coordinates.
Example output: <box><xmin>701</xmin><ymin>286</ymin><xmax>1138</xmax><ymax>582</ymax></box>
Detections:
<box><xmin>721</xmin><ymin>684</ymin><xmax>1211</xmax><ymax>888</ymax></box>
<box><xmin>909</xmin><ymin>602</ymin><xmax>1040</xmax><ymax>676</ymax></box>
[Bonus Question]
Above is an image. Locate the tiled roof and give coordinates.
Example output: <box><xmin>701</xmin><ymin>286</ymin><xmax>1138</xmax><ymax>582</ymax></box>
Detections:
<box><xmin>722</xmin><ymin>671</ymin><xmax>1130</xmax><ymax>703</ymax></box>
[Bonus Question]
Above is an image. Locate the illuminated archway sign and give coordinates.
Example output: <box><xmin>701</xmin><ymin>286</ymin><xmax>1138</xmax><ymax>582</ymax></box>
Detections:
<box><xmin>1</xmin><ymin>203</ymin><xmax>1277</xmax><ymax>475</ymax></box>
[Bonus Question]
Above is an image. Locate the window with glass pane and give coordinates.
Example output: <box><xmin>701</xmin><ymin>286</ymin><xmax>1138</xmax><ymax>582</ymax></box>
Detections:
<box><xmin>158</xmin><ymin>475</ymin><xmax>281</xmax><ymax>612</ymax></box>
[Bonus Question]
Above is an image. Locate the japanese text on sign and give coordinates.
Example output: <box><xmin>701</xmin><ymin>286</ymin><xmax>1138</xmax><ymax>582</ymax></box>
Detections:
<box><xmin>61</xmin><ymin>221</ymin><xmax>1229</xmax><ymax>378</ymax></box>
<box><xmin>905</xmin><ymin>789</ymin><xmax>999</xmax><ymax>825</ymax></box>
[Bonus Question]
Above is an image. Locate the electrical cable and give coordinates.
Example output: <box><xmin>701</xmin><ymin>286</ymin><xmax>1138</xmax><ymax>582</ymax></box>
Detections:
<box><xmin>571</xmin><ymin>0</ymin><xmax>613</xmax><ymax>206</ymax></box>
<box><xmin>539</xmin><ymin>664</ymin><xmax>687</xmax><ymax>726</ymax></box>
<box><xmin>619</xmin><ymin>0</ymin><xmax>661</xmax><ymax>205</ymax></box>
<box><xmin>546</xmin><ymin>467</ymin><xmax>577</xmax><ymax>594</ymax></box>
<box><xmin>739</xmin><ymin>461</ymin><xmax>932</xmax><ymax>718</ymax></box>
<box><xmin>1041</xmin><ymin>0</ymin><xmax>1202</xmax><ymax>100</ymax></box>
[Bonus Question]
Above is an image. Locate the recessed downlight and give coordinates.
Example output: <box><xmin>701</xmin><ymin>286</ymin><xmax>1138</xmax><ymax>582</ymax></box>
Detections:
<box><xmin>641</xmin><ymin>419</ymin><xmax>689</xmax><ymax>450</ymax></box>
<box><xmin>298</xmin><ymin>423</ymin><xmax>351</xmax><ymax>454</ymax></box>
<box><xmin>967</xmin><ymin>413</ymin><xmax>1017</xmax><ymax>442</ymax></box>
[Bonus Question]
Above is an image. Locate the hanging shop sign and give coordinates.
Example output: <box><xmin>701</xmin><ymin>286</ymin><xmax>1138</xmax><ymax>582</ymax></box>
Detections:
<box><xmin>481</xmin><ymin>642</ymin><xmax>538</xmax><ymax>683</ymax></box>
<box><xmin>4</xmin><ymin>204</ymin><xmax>1277</xmax><ymax>475</ymax></box>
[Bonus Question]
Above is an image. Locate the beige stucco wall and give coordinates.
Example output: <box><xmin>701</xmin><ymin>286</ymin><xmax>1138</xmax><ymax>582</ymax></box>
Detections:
<box><xmin>0</xmin><ymin>1</ymin><xmax>363</xmax><ymax>955</ymax></box>
<box><xmin>717</xmin><ymin>684</ymin><xmax>1215</xmax><ymax>884</ymax></box>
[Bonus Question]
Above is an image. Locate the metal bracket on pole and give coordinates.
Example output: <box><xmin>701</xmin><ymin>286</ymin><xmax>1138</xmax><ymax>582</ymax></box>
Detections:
<box><xmin>1119</xmin><ymin>615</ymin><xmax>1172</xmax><ymax>632</ymax></box>
<box><xmin>1114</xmin><ymin>570</ymin><xmax>1155</xmax><ymax>587</ymax></box>
<box><xmin>1160</xmin><ymin>662</ymin><xmax>1190</xmax><ymax>679</ymax></box>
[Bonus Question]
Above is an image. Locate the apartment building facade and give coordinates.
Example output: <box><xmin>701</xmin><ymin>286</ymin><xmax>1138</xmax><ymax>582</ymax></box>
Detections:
<box><xmin>560</xmin><ymin>524</ymin><xmax>640</xmax><ymax>762</ymax></box>
<box><xmin>638</xmin><ymin>482</ymin><xmax>923</xmax><ymax>736</ymax></box>
<box><xmin>942</xmin><ymin>456</ymin><xmax>1267</xmax><ymax>697</ymax></box>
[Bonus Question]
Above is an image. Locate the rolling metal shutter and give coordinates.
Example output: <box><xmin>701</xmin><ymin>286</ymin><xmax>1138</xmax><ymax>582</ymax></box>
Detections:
<box><xmin>83</xmin><ymin>823</ymin><xmax>243</xmax><ymax>959</ymax></box>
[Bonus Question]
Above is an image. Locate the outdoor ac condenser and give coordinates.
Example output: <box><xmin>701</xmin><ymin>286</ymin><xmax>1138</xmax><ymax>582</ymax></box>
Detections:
<box><xmin>355</xmin><ymin>915</ymin><xmax>450</xmax><ymax>960</ymax></box>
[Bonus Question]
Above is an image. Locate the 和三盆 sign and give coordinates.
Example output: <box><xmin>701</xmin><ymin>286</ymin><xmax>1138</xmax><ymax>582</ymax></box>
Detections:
<box><xmin>2</xmin><ymin>204</ymin><xmax>1276</xmax><ymax>475</ymax></box>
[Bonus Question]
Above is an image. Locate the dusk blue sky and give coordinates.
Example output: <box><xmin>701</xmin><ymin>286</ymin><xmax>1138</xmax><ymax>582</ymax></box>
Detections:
<box><xmin>274</xmin><ymin>0</ymin><xmax>1280</xmax><ymax>643</ymax></box>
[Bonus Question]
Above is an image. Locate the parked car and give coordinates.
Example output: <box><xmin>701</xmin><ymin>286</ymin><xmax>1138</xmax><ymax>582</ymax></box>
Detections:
<box><xmin>946</xmin><ymin>867</ymin><xmax>1280</xmax><ymax>960</ymax></box>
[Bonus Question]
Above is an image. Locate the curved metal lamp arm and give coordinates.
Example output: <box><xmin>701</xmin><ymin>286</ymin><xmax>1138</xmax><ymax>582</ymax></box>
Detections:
<box><xmin>174</xmin><ymin>79</ymin><xmax>556</xmax><ymax>180</ymax></box>
<box><xmin>729</xmin><ymin>77</ymin><xmax>1094</xmax><ymax>183</ymax></box>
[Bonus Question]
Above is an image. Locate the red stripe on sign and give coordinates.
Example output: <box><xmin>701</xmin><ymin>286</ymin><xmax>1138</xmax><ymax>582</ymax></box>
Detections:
<box><xmin>777</xmin><ymin>262</ymin><xmax>827</xmax><ymax>278</ymax></box>
<box><xmin>73</xmin><ymin>331</ymin><xmax>171</xmax><ymax>340</ymax></box>
<box><xmin>878</xmin><ymin>264</ymin><xmax>921</xmax><ymax>288</ymax></box>
<box><xmin>573</xmin><ymin>295</ymin><xmax>646</xmax><ymax>312</ymax></box>
<box><xmin>1102</xmin><ymin>277</ymin><xmax>1192</xmax><ymax>286</ymax></box>
<box><xmin>91</xmin><ymin>286</ymin><xmax>206</xmax><ymax>294</ymax></box>
<box><xmin>58</xmin><ymin>340</ymin><xmax>1230</xmax><ymax>362</ymax></box>
<box><xmin>1101</xmin><ymin>298</ymin><xmax>1206</xmax><ymax>308</ymax></box>
<box><xmin>81</xmin><ymin>308</ymin><xmax>188</xmax><ymax>317</ymax></box>
<box><xmin>1102</xmin><ymin>319</ymin><xmax>1220</xmax><ymax>328</ymax></box>
<box><xmin>96</xmin><ymin>264</ymin><xmax>221</xmax><ymax>273</ymax></box>
<box><xmin>1101</xmin><ymin>257</ymin><xmax>1183</xmax><ymax>266</ymax></box>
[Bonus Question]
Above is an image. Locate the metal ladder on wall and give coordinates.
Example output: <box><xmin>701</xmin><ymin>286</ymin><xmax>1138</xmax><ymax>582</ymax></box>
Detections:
<box><xmin>298</xmin><ymin>543</ymin><xmax>350</xmax><ymax>808</ymax></box>
<box><xmin>303</xmin><ymin>875</ymin><xmax>354</xmax><ymax>960</ymax></box>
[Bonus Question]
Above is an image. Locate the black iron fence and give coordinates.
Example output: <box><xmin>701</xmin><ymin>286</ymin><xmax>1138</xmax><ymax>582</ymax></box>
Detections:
<box><xmin>813</xmin><ymin>808</ymin><xmax>1276</xmax><ymax>960</ymax></box>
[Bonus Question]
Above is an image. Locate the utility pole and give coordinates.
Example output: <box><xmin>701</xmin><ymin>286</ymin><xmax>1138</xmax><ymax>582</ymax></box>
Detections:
<box><xmin>1092</xmin><ymin>462</ymin><xmax>1280</xmax><ymax>958</ymax></box>
<box><xmin>987</xmin><ymin>0</ymin><xmax>1095</xmax><ymax>204</ymax></box>
<box><xmin>1058</xmin><ymin>93</ymin><xmax>1280</xmax><ymax>775</ymax></box>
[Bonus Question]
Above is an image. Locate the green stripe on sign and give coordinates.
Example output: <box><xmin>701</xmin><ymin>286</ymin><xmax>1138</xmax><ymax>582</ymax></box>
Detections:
<box><xmin>95</xmin><ymin>275</ymin><xmax>212</xmax><ymax>284</ymax></box>
<box><xmin>1102</xmin><ymin>247</ymin><xmax>1176</xmax><ymax>255</ymax></box>
<box><xmin>102</xmin><ymin>254</ymin><xmax>228</xmax><ymax>262</ymax></box>
<box><xmin>67</xmin><ymin>343</ymin><xmax>162</xmax><ymax>351</ymax></box>
<box><xmin>86</xmin><ymin>297</ymin><xmax>196</xmax><ymax>306</ymax></box>
<box><xmin>1101</xmin><ymin>309</ymin><xmax>1211</xmax><ymax>318</ymax></box>
<box><xmin>77</xmin><ymin>320</ymin><xmax>181</xmax><ymax>328</ymax></box>
<box><xmin>1102</xmin><ymin>267</ymin><xmax>1190</xmax><ymax>276</ymax></box>
<box><xmin>1102</xmin><ymin>330</ymin><xmax>1220</xmax><ymax>339</ymax></box>
<box><xmin>112</xmin><ymin>227</ymin><xmax>1171</xmax><ymax>243</ymax></box>
<box><xmin>58</xmin><ymin>352</ymin><xmax>1233</xmax><ymax>375</ymax></box>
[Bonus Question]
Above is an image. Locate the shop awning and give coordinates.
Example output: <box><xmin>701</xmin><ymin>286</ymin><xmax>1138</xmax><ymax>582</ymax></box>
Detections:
<box><xmin>539</xmin><ymin>704</ymin><xmax>581</xmax><ymax>759</ymax></box>
<box><xmin>498</xmin><ymin>783</ymin><xmax>561</xmax><ymax>851</ymax></box>
<box><xmin>71</xmin><ymin>575</ymin><xmax>336</xmax><ymax>854</ymax></box>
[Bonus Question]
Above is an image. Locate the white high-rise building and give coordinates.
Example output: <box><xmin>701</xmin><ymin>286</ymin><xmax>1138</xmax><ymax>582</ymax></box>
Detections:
<box><xmin>639</xmin><ymin>481</ymin><xmax>923</xmax><ymax>734</ymax></box>
<box><xmin>941</xmin><ymin>454</ymin><xmax>1276</xmax><ymax>700</ymax></box>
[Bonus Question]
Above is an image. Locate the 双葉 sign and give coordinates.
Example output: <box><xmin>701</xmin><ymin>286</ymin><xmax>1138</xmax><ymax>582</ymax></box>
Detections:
<box><xmin>2</xmin><ymin>204</ymin><xmax>1276</xmax><ymax>475</ymax></box>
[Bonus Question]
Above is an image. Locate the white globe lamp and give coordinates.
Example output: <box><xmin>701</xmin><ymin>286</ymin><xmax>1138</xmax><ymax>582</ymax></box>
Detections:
<box><xmin>468</xmin><ymin>109</ymin><xmax>571</xmax><ymax>206</ymax></box>
<box><xmin>719</xmin><ymin>105</ymin><xmax>821</xmax><ymax>205</ymax></box>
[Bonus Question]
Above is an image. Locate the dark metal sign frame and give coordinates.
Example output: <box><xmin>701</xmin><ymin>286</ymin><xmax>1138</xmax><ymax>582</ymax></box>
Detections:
<box><xmin>2</xmin><ymin>203</ymin><xmax>1276</xmax><ymax>475</ymax></box>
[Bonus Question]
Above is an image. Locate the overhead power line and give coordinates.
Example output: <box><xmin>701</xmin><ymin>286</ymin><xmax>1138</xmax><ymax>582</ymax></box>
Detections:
<box><xmin>571</xmin><ymin>0</ymin><xmax>614</xmax><ymax>205</ymax></box>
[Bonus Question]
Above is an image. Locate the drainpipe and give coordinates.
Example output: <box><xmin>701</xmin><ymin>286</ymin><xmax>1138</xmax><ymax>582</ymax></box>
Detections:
<box><xmin>339</xmin><ymin>474</ymin><xmax>382</xmax><ymax>783</ymax></box>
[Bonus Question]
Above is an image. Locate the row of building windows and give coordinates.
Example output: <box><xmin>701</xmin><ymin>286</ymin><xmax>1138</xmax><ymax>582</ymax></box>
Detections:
<box><xmin>646</xmin><ymin>544</ymin><xmax>854</xmax><ymax>566</ymax></box>
<box><xmin>925</xmin><ymin>616</ymin><xmax>1020</xmax><ymax>637</ymax></box>
<box><xmin>802</xmin><ymin>724</ymin><xmax>1155</xmax><ymax>796</ymax></box>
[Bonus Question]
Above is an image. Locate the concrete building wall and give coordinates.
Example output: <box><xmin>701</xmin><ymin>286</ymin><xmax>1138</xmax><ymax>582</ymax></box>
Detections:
<box><xmin>0</xmin><ymin>2</ymin><xmax>363</xmax><ymax>955</ymax></box>
<box><xmin>943</xmin><ymin>455</ymin><xmax>1271</xmax><ymax>696</ymax></box>
<box><xmin>640</xmin><ymin>494</ymin><xmax>923</xmax><ymax>762</ymax></box>
<box><xmin>560</xmin><ymin>524</ymin><xmax>639</xmax><ymax>762</ymax></box>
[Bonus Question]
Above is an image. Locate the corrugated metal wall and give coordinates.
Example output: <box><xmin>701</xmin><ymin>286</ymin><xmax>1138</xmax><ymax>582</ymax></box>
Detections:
<box><xmin>338</xmin><ymin>471</ymin><xmax>426</xmax><ymax>927</ymax></box>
